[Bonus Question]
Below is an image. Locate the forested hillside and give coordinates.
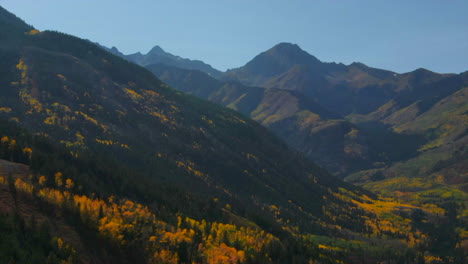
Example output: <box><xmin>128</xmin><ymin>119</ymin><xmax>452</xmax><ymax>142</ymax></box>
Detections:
<box><xmin>145</xmin><ymin>44</ymin><xmax>467</xmax><ymax>235</ymax></box>
<box><xmin>0</xmin><ymin>5</ymin><xmax>466</xmax><ymax>264</ymax></box>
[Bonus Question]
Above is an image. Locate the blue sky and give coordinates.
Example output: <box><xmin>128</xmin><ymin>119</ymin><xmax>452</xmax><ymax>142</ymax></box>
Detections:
<box><xmin>2</xmin><ymin>0</ymin><xmax>467</xmax><ymax>73</ymax></box>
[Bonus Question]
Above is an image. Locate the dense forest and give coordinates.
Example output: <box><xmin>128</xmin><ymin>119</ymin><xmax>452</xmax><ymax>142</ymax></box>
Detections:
<box><xmin>0</xmin><ymin>118</ymin><xmax>465</xmax><ymax>263</ymax></box>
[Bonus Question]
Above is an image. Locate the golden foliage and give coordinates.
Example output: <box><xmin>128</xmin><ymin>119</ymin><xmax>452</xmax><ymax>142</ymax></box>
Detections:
<box><xmin>14</xmin><ymin>178</ymin><xmax>34</xmax><ymax>193</ymax></box>
<box><xmin>175</xmin><ymin>160</ymin><xmax>206</xmax><ymax>179</ymax></box>
<box><xmin>0</xmin><ymin>169</ymin><xmax>282</xmax><ymax>264</ymax></box>
<box><xmin>56</xmin><ymin>237</ymin><xmax>64</xmax><ymax>249</ymax></box>
<box><xmin>56</xmin><ymin>74</ymin><xmax>66</xmax><ymax>80</ymax></box>
<box><xmin>16</xmin><ymin>58</ymin><xmax>28</xmax><ymax>72</ymax></box>
<box><xmin>95</xmin><ymin>138</ymin><xmax>129</xmax><ymax>149</ymax></box>
<box><xmin>95</xmin><ymin>138</ymin><xmax>115</xmax><ymax>145</ymax></box>
<box><xmin>75</xmin><ymin>111</ymin><xmax>100</xmax><ymax>127</ymax></box>
<box><xmin>44</xmin><ymin>115</ymin><xmax>59</xmax><ymax>125</ymax></box>
<box><xmin>38</xmin><ymin>175</ymin><xmax>46</xmax><ymax>186</ymax></box>
<box><xmin>331</xmin><ymin>188</ymin><xmax>427</xmax><ymax>246</ymax></box>
<box><xmin>52</xmin><ymin>102</ymin><xmax>71</xmax><ymax>112</ymax></box>
<box><xmin>15</xmin><ymin>58</ymin><xmax>44</xmax><ymax>113</ymax></box>
<box><xmin>65</xmin><ymin>178</ymin><xmax>74</xmax><ymax>189</ymax></box>
<box><xmin>0</xmin><ymin>107</ymin><xmax>12</xmax><ymax>113</ymax></box>
<box><xmin>205</xmin><ymin>243</ymin><xmax>246</xmax><ymax>264</ymax></box>
<box><xmin>151</xmin><ymin>250</ymin><xmax>178</xmax><ymax>264</ymax></box>
<box><xmin>22</xmin><ymin>147</ymin><xmax>33</xmax><ymax>159</ymax></box>
<box><xmin>123</xmin><ymin>88</ymin><xmax>143</xmax><ymax>101</ymax></box>
<box><xmin>1</xmin><ymin>136</ymin><xmax>9</xmax><ymax>144</ymax></box>
<box><xmin>149</xmin><ymin>111</ymin><xmax>170</xmax><ymax>123</ymax></box>
<box><xmin>26</xmin><ymin>29</ymin><xmax>41</xmax><ymax>35</ymax></box>
<box><xmin>55</xmin><ymin>172</ymin><xmax>63</xmax><ymax>187</ymax></box>
<box><xmin>8</xmin><ymin>139</ymin><xmax>16</xmax><ymax>150</ymax></box>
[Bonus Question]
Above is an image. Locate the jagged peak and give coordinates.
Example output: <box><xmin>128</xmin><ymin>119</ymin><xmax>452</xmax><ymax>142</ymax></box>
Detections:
<box><xmin>147</xmin><ymin>45</ymin><xmax>166</xmax><ymax>56</ymax></box>
<box><xmin>262</xmin><ymin>42</ymin><xmax>321</xmax><ymax>64</ymax></box>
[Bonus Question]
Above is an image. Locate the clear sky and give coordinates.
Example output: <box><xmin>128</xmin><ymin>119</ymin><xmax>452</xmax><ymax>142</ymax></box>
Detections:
<box><xmin>1</xmin><ymin>0</ymin><xmax>467</xmax><ymax>73</ymax></box>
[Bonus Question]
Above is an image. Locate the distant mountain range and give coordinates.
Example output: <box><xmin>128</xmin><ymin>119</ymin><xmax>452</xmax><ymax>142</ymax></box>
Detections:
<box><xmin>101</xmin><ymin>44</ymin><xmax>222</xmax><ymax>78</ymax></box>
<box><xmin>133</xmin><ymin>43</ymin><xmax>466</xmax><ymax>177</ymax></box>
<box><xmin>221</xmin><ymin>43</ymin><xmax>467</xmax><ymax>191</ymax></box>
<box><xmin>123</xmin><ymin>42</ymin><xmax>467</xmax><ymax>224</ymax></box>
<box><xmin>147</xmin><ymin>63</ymin><xmax>372</xmax><ymax>176</ymax></box>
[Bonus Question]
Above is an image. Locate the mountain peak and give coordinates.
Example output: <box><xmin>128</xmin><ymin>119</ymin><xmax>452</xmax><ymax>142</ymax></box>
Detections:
<box><xmin>147</xmin><ymin>45</ymin><xmax>166</xmax><ymax>55</ymax></box>
<box><xmin>412</xmin><ymin>67</ymin><xmax>434</xmax><ymax>74</ymax></box>
<box><xmin>270</xmin><ymin>42</ymin><xmax>302</xmax><ymax>52</ymax></box>
<box><xmin>225</xmin><ymin>42</ymin><xmax>322</xmax><ymax>85</ymax></box>
<box><xmin>261</xmin><ymin>42</ymin><xmax>321</xmax><ymax>66</ymax></box>
<box><xmin>267</xmin><ymin>42</ymin><xmax>312</xmax><ymax>57</ymax></box>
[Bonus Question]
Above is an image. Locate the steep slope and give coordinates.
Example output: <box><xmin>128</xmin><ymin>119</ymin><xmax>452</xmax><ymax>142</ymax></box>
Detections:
<box><xmin>148</xmin><ymin>64</ymin><xmax>377</xmax><ymax>176</ymax></box>
<box><xmin>224</xmin><ymin>43</ymin><xmax>325</xmax><ymax>87</ymax></box>
<box><xmin>148</xmin><ymin>64</ymin><xmax>438</xmax><ymax>178</ymax></box>
<box><xmin>0</xmin><ymin>6</ymin><xmax>33</xmax><ymax>40</ymax></box>
<box><xmin>1</xmin><ymin>23</ymin><xmax>341</xmax><ymax>233</ymax></box>
<box><xmin>146</xmin><ymin>46</ymin><xmax>468</xmax><ymax>261</ymax></box>
<box><xmin>1</xmin><ymin>119</ymin><xmax>465</xmax><ymax>264</ymax></box>
<box><xmin>224</xmin><ymin>43</ymin><xmax>468</xmax><ymax>248</ymax></box>
<box><xmin>347</xmin><ymin>81</ymin><xmax>468</xmax><ymax>208</ymax></box>
<box><xmin>345</xmin><ymin>72</ymin><xmax>468</xmax><ymax>190</ymax></box>
<box><xmin>0</xmin><ymin>132</ymin><xmax>287</xmax><ymax>264</ymax></box>
<box><xmin>224</xmin><ymin>43</ymin><xmax>467</xmax><ymax>180</ymax></box>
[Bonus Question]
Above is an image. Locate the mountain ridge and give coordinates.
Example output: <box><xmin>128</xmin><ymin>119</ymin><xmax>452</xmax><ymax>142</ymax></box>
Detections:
<box><xmin>144</xmin><ymin>44</ymin><xmax>467</xmax><ymax>241</ymax></box>
<box><xmin>100</xmin><ymin>44</ymin><xmax>222</xmax><ymax>78</ymax></box>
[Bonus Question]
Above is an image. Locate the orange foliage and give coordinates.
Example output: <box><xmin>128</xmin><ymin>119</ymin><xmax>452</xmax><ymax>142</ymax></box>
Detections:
<box><xmin>123</xmin><ymin>88</ymin><xmax>143</xmax><ymax>101</ymax></box>
<box><xmin>65</xmin><ymin>178</ymin><xmax>74</xmax><ymax>189</ymax></box>
<box><xmin>3</xmin><ymin>170</ymin><xmax>280</xmax><ymax>264</ymax></box>
<box><xmin>38</xmin><ymin>175</ymin><xmax>47</xmax><ymax>186</ymax></box>
<box><xmin>55</xmin><ymin>172</ymin><xmax>63</xmax><ymax>187</ymax></box>
<box><xmin>151</xmin><ymin>249</ymin><xmax>178</xmax><ymax>264</ymax></box>
<box><xmin>22</xmin><ymin>147</ymin><xmax>33</xmax><ymax>159</ymax></box>
<box><xmin>205</xmin><ymin>243</ymin><xmax>246</xmax><ymax>264</ymax></box>
<box><xmin>14</xmin><ymin>178</ymin><xmax>34</xmax><ymax>193</ymax></box>
<box><xmin>27</xmin><ymin>29</ymin><xmax>40</xmax><ymax>35</ymax></box>
<box><xmin>0</xmin><ymin>107</ymin><xmax>12</xmax><ymax>113</ymax></box>
<box><xmin>1</xmin><ymin>136</ymin><xmax>9</xmax><ymax>144</ymax></box>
